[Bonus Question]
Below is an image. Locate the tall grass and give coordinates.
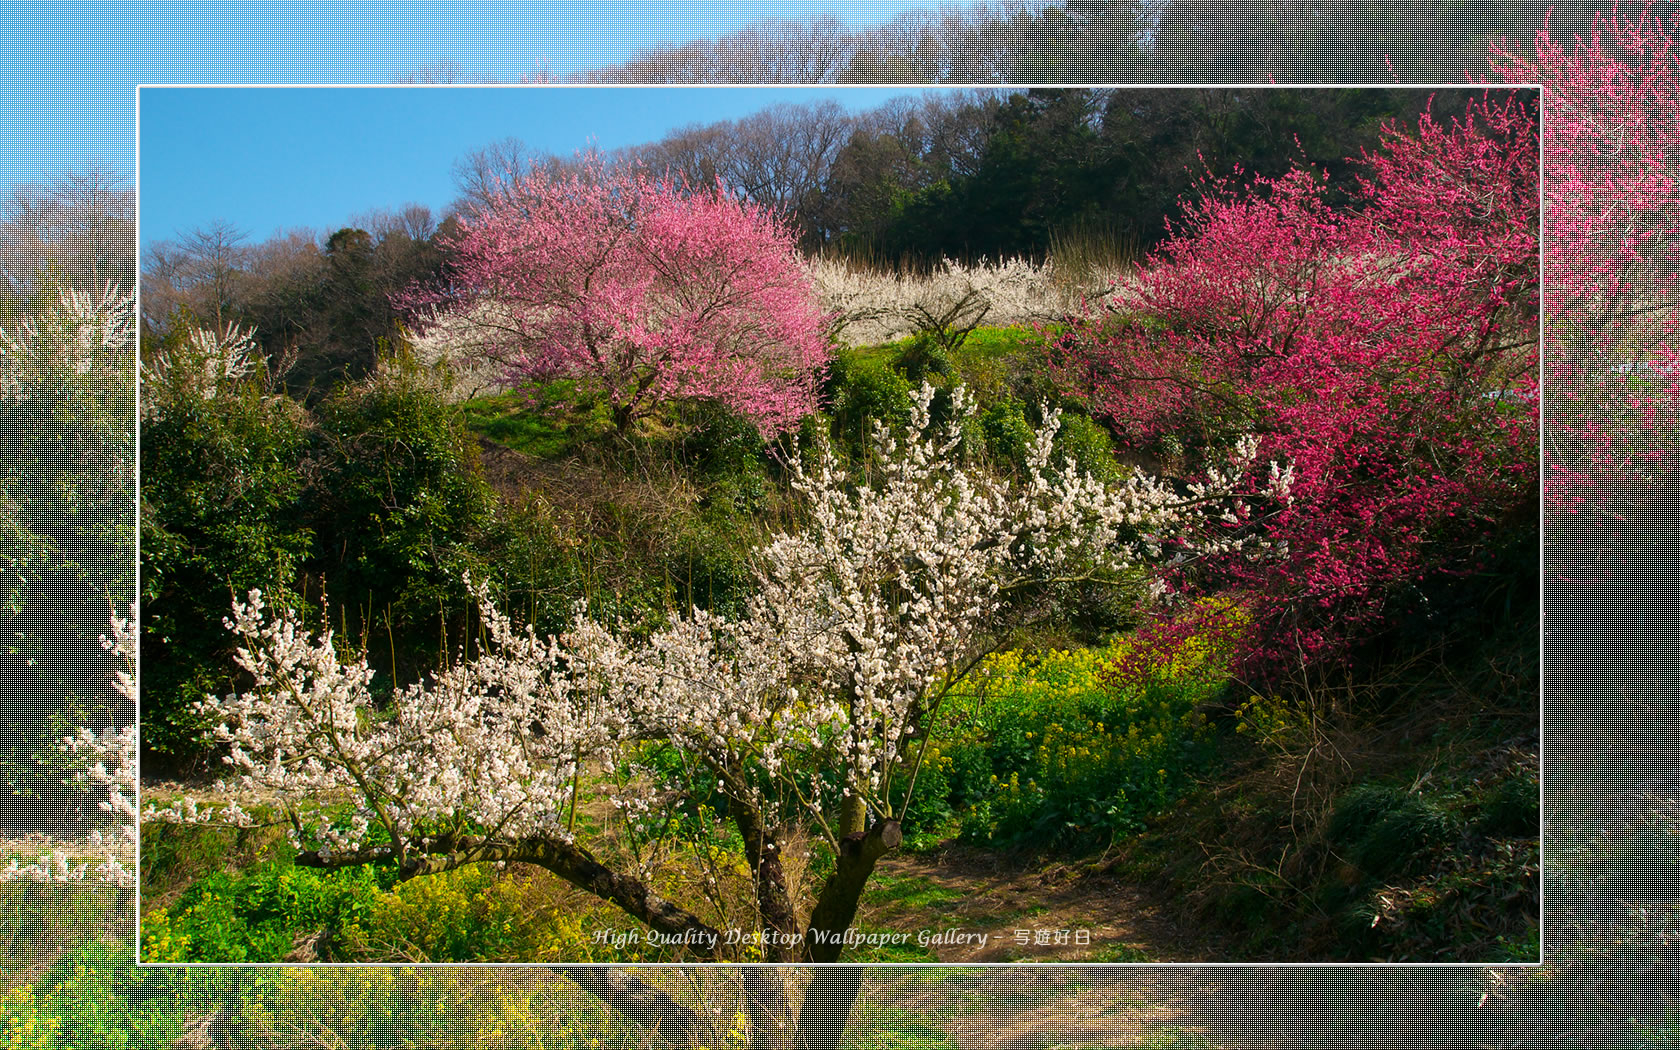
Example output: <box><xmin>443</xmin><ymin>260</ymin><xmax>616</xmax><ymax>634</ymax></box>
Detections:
<box><xmin>1047</xmin><ymin>219</ymin><xmax>1140</xmax><ymax>296</ymax></box>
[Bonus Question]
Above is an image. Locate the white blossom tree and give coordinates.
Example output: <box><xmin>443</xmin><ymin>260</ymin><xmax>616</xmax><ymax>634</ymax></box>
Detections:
<box><xmin>164</xmin><ymin>383</ymin><xmax>1285</xmax><ymax>1044</ymax></box>
<box><xmin>2</xmin><ymin>606</ymin><xmax>137</xmax><ymax>888</ymax></box>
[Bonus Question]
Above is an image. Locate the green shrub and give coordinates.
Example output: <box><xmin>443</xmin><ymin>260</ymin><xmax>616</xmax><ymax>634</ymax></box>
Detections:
<box><xmin>140</xmin><ymin>385</ymin><xmax>314</xmax><ymax>769</ymax></box>
<box><xmin>825</xmin><ymin>350</ymin><xmax>913</xmax><ymax>458</ymax></box>
<box><xmin>892</xmin><ymin>332</ymin><xmax>954</xmax><ymax>386</ymax></box>
<box><xmin>481</xmin><ymin>492</ymin><xmax>590</xmax><ymax>637</ymax></box>
<box><xmin>2</xmin><ymin>284</ymin><xmax>136</xmax><ymax>825</ymax></box>
<box><xmin>1478</xmin><ymin>772</ymin><xmax>1539</xmax><ymax>838</ymax></box>
<box><xmin>1051</xmin><ymin>411</ymin><xmax>1121</xmax><ymax>481</ymax></box>
<box><xmin>142</xmin><ymin>862</ymin><xmax>393</xmax><ymax>963</ymax></box>
<box><xmin>309</xmin><ymin>355</ymin><xmax>495</xmax><ymax>654</ymax></box>
<box><xmin>1327</xmin><ymin>782</ymin><xmax>1456</xmax><ymax>879</ymax></box>
<box><xmin>978</xmin><ymin>398</ymin><xmax>1034</xmax><ymax>474</ymax></box>
<box><xmin>141</xmin><ymin>855</ymin><xmax>685</xmax><ymax>964</ymax></box>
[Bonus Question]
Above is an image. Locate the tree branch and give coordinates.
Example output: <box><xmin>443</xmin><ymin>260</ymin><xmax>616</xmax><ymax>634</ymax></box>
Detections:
<box><xmin>553</xmin><ymin>967</ymin><xmax>713</xmax><ymax>1047</ymax></box>
<box><xmin>298</xmin><ymin>833</ymin><xmax>729</xmax><ymax>960</ymax></box>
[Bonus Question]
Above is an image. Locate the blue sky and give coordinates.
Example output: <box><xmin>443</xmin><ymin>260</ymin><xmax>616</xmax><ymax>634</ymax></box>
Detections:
<box><xmin>137</xmin><ymin>85</ymin><xmax>932</xmax><ymax>245</ymax></box>
<box><xmin>1</xmin><ymin>1</ymin><xmax>937</xmax><ymax>186</ymax></box>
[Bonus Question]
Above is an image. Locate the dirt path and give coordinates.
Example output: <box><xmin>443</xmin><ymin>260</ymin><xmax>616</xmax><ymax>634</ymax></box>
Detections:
<box><xmin>858</xmin><ymin>842</ymin><xmax>1230</xmax><ymax>965</ymax></box>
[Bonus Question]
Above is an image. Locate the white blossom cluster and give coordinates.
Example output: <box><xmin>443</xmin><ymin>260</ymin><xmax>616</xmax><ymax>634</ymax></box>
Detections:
<box><xmin>2</xmin><ymin>609</ymin><xmax>138</xmax><ymax>886</ymax></box>
<box><xmin>176</xmin><ymin>385</ymin><xmax>1282</xmax><ymax>865</ymax></box>
<box><xmin>140</xmin><ymin>321</ymin><xmax>264</xmax><ymax>414</ymax></box>
<box><xmin>402</xmin><ymin>299</ymin><xmax>525</xmax><ymax>400</ymax></box>
<box><xmin>197</xmin><ymin>583</ymin><xmax>640</xmax><ymax>861</ymax></box>
<box><xmin>745</xmin><ymin>385</ymin><xmax>1277</xmax><ymax>816</ymax></box>
<box><xmin>0</xmin><ymin>285</ymin><xmax>134</xmax><ymax>403</ymax></box>
<box><xmin>803</xmin><ymin>255</ymin><xmax>1128</xmax><ymax>347</ymax></box>
<box><xmin>143</xmin><ymin>792</ymin><xmax>256</xmax><ymax>829</ymax></box>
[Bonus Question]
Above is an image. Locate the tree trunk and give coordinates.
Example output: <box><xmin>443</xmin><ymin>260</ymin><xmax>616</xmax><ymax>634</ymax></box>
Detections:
<box><xmin>795</xmin><ymin>967</ymin><xmax>867</xmax><ymax>1050</ymax></box>
<box><xmin>561</xmin><ymin>967</ymin><xmax>865</xmax><ymax>1050</ymax></box>
<box><xmin>725</xmin><ymin>767</ymin><xmax>801</xmax><ymax>962</ymax></box>
<box><xmin>742</xmin><ymin>968</ymin><xmax>796</xmax><ymax>1050</ymax></box>
<box><xmin>726</xmin><ymin>775</ymin><xmax>798</xmax><ymax>1044</ymax></box>
<box><xmin>839</xmin><ymin>792</ymin><xmax>868</xmax><ymax>837</ymax></box>
<box><xmin>802</xmin><ymin>818</ymin><xmax>902</xmax><ymax>964</ymax></box>
<box><xmin>554</xmin><ymin>968</ymin><xmax>713</xmax><ymax>1047</ymax></box>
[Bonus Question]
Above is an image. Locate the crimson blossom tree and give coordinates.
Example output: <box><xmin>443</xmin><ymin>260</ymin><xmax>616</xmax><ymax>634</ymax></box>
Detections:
<box><xmin>1489</xmin><ymin>6</ymin><xmax>1680</xmax><ymax>590</ymax></box>
<box><xmin>408</xmin><ymin>160</ymin><xmax>830</xmax><ymax>435</ymax></box>
<box><xmin>1053</xmin><ymin>90</ymin><xmax>1540</xmax><ymax>679</ymax></box>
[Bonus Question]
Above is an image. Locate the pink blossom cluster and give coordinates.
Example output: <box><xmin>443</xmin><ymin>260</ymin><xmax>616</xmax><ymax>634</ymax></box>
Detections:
<box><xmin>405</xmin><ymin>160</ymin><xmax>830</xmax><ymax>434</ymax></box>
<box><xmin>1491</xmin><ymin>5</ymin><xmax>1680</xmax><ymax>569</ymax></box>
<box><xmin>1054</xmin><ymin>92</ymin><xmax>1540</xmax><ymax>675</ymax></box>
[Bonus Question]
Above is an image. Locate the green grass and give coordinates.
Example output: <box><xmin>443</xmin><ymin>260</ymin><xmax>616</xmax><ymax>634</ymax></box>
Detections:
<box><xmin>457</xmin><ymin>384</ymin><xmax>607</xmax><ymax>461</ymax></box>
<box><xmin>907</xmin><ymin>631</ymin><xmax>1229</xmax><ymax>854</ymax></box>
<box><xmin>861</xmin><ymin>873</ymin><xmax>966</xmax><ymax>910</ymax></box>
<box><xmin>1137</xmin><ymin>1028</ymin><xmax>1218</xmax><ymax>1049</ymax></box>
<box><xmin>0</xmin><ymin>879</ymin><xmax>131</xmax><ymax>961</ymax></box>
<box><xmin>841</xmin><ymin>1003</ymin><xmax>959</xmax><ymax>1048</ymax></box>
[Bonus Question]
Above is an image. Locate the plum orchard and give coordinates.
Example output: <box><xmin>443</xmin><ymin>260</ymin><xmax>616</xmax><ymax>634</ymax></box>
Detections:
<box><xmin>170</xmin><ymin>384</ymin><xmax>1290</xmax><ymax>970</ymax></box>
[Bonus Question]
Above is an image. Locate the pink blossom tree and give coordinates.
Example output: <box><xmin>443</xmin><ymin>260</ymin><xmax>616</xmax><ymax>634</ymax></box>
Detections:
<box><xmin>408</xmin><ymin>161</ymin><xmax>830</xmax><ymax>435</ymax></box>
<box><xmin>1490</xmin><ymin>6</ymin><xmax>1680</xmax><ymax>583</ymax></box>
<box><xmin>1052</xmin><ymin>91</ymin><xmax>1540</xmax><ymax>677</ymax></box>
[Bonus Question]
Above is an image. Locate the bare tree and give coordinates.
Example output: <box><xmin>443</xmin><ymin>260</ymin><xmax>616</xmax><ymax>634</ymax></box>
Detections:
<box><xmin>176</xmin><ymin>220</ymin><xmax>250</xmax><ymax>337</ymax></box>
<box><xmin>392</xmin><ymin>58</ymin><xmax>471</xmax><ymax>83</ymax></box>
<box><xmin>572</xmin><ymin>16</ymin><xmax>857</xmax><ymax>83</ymax></box>
<box><xmin>0</xmin><ymin>163</ymin><xmax>135</xmax><ymax>300</ymax></box>
<box><xmin>349</xmin><ymin>203</ymin><xmax>438</xmax><ymax>244</ymax></box>
<box><xmin>450</xmin><ymin>136</ymin><xmax>569</xmax><ymax>214</ymax></box>
<box><xmin>731</xmin><ymin>100</ymin><xmax>854</xmax><ymax>217</ymax></box>
<box><xmin>622</xmin><ymin>99</ymin><xmax>855</xmax><ymax>243</ymax></box>
<box><xmin>844</xmin><ymin>3</ymin><xmax>1002</xmax><ymax>82</ymax></box>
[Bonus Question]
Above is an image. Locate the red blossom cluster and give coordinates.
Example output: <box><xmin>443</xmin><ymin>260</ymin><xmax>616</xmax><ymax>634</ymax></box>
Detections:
<box><xmin>1054</xmin><ymin>91</ymin><xmax>1540</xmax><ymax>678</ymax></box>
<box><xmin>1490</xmin><ymin>4</ymin><xmax>1680</xmax><ymax>572</ymax></box>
